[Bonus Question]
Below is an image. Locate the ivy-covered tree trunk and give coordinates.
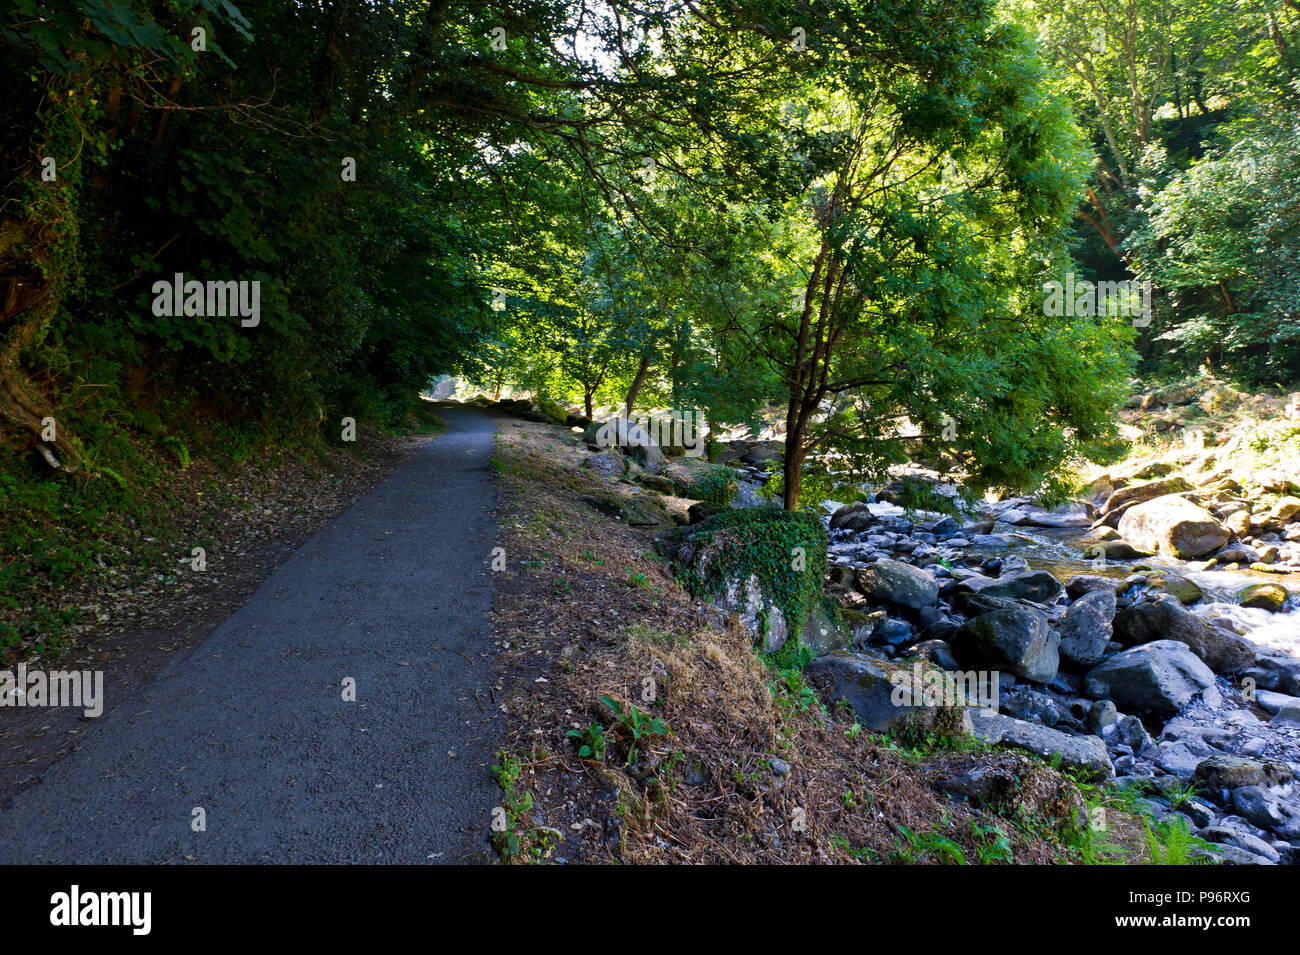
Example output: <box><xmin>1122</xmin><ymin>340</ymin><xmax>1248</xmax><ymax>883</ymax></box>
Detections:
<box><xmin>0</xmin><ymin>178</ymin><xmax>81</xmax><ymax>472</ymax></box>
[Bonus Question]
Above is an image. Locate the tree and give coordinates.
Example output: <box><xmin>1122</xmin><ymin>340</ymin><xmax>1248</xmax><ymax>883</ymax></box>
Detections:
<box><xmin>701</xmin><ymin>15</ymin><xmax>1131</xmax><ymax>508</ymax></box>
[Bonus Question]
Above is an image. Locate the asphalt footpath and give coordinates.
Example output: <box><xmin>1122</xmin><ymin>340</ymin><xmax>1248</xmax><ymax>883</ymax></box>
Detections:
<box><xmin>0</xmin><ymin>407</ymin><xmax>500</xmax><ymax>864</ymax></box>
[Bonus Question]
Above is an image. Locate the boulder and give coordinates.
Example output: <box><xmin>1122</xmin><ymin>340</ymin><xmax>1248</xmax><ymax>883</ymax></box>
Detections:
<box><xmin>1100</xmin><ymin>477</ymin><xmax>1193</xmax><ymax>516</ymax></box>
<box><xmin>584</xmin><ymin>451</ymin><xmax>628</xmax><ymax>479</ymax></box>
<box><xmin>1193</xmin><ymin>755</ymin><xmax>1295</xmax><ymax>791</ymax></box>
<box><xmin>967</xmin><ymin>712</ymin><xmax>1113</xmax><ymax>782</ymax></box>
<box><xmin>1272</xmin><ymin>703</ymin><xmax>1300</xmax><ymax>726</ymax></box>
<box><xmin>1231</xmin><ymin>786</ymin><xmax>1300</xmax><ymax>839</ymax></box>
<box><xmin>952</xmin><ymin>601</ymin><xmax>1059</xmax><ymax>684</ymax></box>
<box><xmin>1238</xmin><ymin>583</ymin><xmax>1288</xmax><ymax>613</ymax></box>
<box><xmin>1087</xmin><ymin>538</ymin><xmax>1158</xmax><ymax>561</ymax></box>
<box><xmin>805</xmin><ymin>652</ymin><xmax>973</xmax><ymax>734</ymax></box>
<box><xmin>854</xmin><ymin>559</ymin><xmax>939</xmax><ymax>610</ymax></box>
<box><xmin>724</xmin><ymin>573</ymin><xmax>788</xmax><ymax>653</ymax></box>
<box><xmin>1117</xmin><ymin>494</ymin><xmax>1232</xmax><ymax>558</ymax></box>
<box><xmin>1272</xmin><ymin>495</ymin><xmax>1300</xmax><ymax>522</ymax></box>
<box><xmin>1148</xmin><ymin>570</ymin><xmax>1204</xmax><ymax>605</ymax></box>
<box><xmin>802</xmin><ymin>607</ymin><xmax>850</xmax><ymax>656</ymax></box>
<box><xmin>587</xmin><ymin>417</ymin><xmax>666</xmax><ymax>472</ymax></box>
<box><xmin>1112</xmin><ymin>594</ymin><xmax>1255</xmax><ymax>673</ymax></box>
<box><xmin>956</xmin><ymin>570</ymin><xmax>1063</xmax><ymax>604</ymax></box>
<box><xmin>1199</xmin><ymin>826</ymin><xmax>1279</xmax><ymax>863</ymax></box>
<box><xmin>839</xmin><ymin>607</ymin><xmax>888</xmax><ymax>648</ymax></box>
<box><xmin>910</xmin><ymin>639</ymin><xmax>959</xmax><ymax>671</ymax></box>
<box><xmin>1057</xmin><ymin>588</ymin><xmax>1116</xmax><ymax>669</ymax></box>
<box><xmin>1065</xmin><ymin>574</ymin><xmax>1120</xmax><ymax>600</ymax></box>
<box><xmin>536</xmin><ymin>397</ymin><xmax>570</xmax><ymax>425</ymax></box>
<box><xmin>687</xmin><ymin>501</ymin><xmax>727</xmax><ymax>524</ymax></box>
<box><xmin>929</xmin><ymin>751</ymin><xmax>1088</xmax><ymax>836</ymax></box>
<box><xmin>600</xmin><ymin>496</ymin><xmax>672</xmax><ymax>528</ymax></box>
<box><xmin>739</xmin><ymin>440</ymin><xmax>784</xmax><ymax>466</ymax></box>
<box><xmin>1198</xmin><ymin>384</ymin><xmax>1240</xmax><ymax>414</ymax></box>
<box><xmin>1225</xmin><ymin>510</ymin><xmax>1252</xmax><ymax>538</ymax></box>
<box><xmin>635</xmin><ymin>472</ymin><xmax>677</xmax><ymax>494</ymax></box>
<box><xmin>1243</xmin><ymin>648</ymin><xmax>1300</xmax><ymax>696</ymax></box>
<box><xmin>829</xmin><ymin>501</ymin><xmax>875</xmax><ymax>533</ymax></box>
<box><xmin>1083</xmin><ymin>640</ymin><xmax>1221</xmax><ymax>717</ymax></box>
<box><xmin>1192</xmin><ymin>842</ymin><xmax>1275</xmax><ymax>866</ymax></box>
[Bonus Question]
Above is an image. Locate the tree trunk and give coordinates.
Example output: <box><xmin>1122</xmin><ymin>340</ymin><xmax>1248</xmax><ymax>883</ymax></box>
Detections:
<box><xmin>782</xmin><ymin>387</ymin><xmax>812</xmax><ymax>511</ymax></box>
<box><xmin>624</xmin><ymin>349</ymin><xmax>652</xmax><ymax>419</ymax></box>
<box><xmin>0</xmin><ymin>191</ymin><xmax>82</xmax><ymax>473</ymax></box>
<box><xmin>781</xmin><ymin>419</ymin><xmax>810</xmax><ymax>512</ymax></box>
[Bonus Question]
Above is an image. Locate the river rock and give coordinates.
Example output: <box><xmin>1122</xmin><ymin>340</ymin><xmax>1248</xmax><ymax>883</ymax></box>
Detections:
<box><xmin>956</xmin><ymin>570</ymin><xmax>1063</xmax><ymax>604</ymax></box>
<box><xmin>1057</xmin><ymin>588</ymin><xmax>1116</xmax><ymax>669</ymax></box>
<box><xmin>1115</xmin><ymin>713</ymin><xmax>1152</xmax><ymax>754</ymax></box>
<box><xmin>1199</xmin><ymin>826</ymin><xmax>1280</xmax><ymax>863</ymax></box>
<box><xmin>1225</xmin><ymin>510</ymin><xmax>1252</xmax><ymax>537</ymax></box>
<box><xmin>968</xmin><ymin>711</ymin><xmax>1112</xmax><ymax>781</ymax></box>
<box><xmin>805</xmin><ymin>652</ymin><xmax>972</xmax><ymax>733</ymax></box>
<box><xmin>1112</xmin><ymin>594</ymin><xmax>1255</xmax><ymax>673</ymax></box>
<box><xmin>1243</xmin><ymin>648</ymin><xmax>1300</xmax><ymax>696</ymax></box>
<box><xmin>911</xmin><ymin>639</ymin><xmax>959</xmax><ymax>671</ymax></box>
<box><xmin>1083</xmin><ymin>640</ymin><xmax>1221</xmax><ymax>717</ymax></box>
<box><xmin>829</xmin><ymin>501</ymin><xmax>875</xmax><ymax>533</ymax></box>
<box><xmin>1272</xmin><ymin>703</ymin><xmax>1300</xmax><ymax>726</ymax></box>
<box><xmin>1083</xmin><ymin>539</ymin><xmax>1152</xmax><ymax>561</ymax></box>
<box><xmin>951</xmin><ymin>602</ymin><xmax>1059</xmax><ymax>683</ymax></box>
<box><xmin>1238</xmin><ymin>582</ymin><xmax>1288</xmax><ymax>612</ymax></box>
<box><xmin>1231</xmin><ymin>786</ymin><xmax>1300</xmax><ymax>839</ymax></box>
<box><xmin>1117</xmin><ymin>494</ymin><xmax>1232</xmax><ymax>558</ymax></box>
<box><xmin>1194</xmin><ymin>755</ymin><xmax>1295</xmax><ymax>790</ymax></box>
<box><xmin>1100</xmin><ymin>477</ymin><xmax>1193</xmax><ymax>517</ymax></box>
<box><xmin>1149</xmin><ymin>570</ymin><xmax>1204</xmax><ymax>605</ymax></box>
<box><xmin>929</xmin><ymin>751</ymin><xmax>1088</xmax><ymax>835</ymax></box>
<box><xmin>1271</xmin><ymin>496</ymin><xmax>1300</xmax><ymax>522</ymax></box>
<box><xmin>854</xmin><ymin>559</ymin><xmax>939</xmax><ymax>610</ymax></box>
<box><xmin>1002</xmin><ymin>502</ymin><xmax>1092</xmax><ymax>528</ymax></box>
<box><xmin>1192</xmin><ymin>842</ymin><xmax>1276</xmax><ymax>865</ymax></box>
<box><xmin>1065</xmin><ymin>574</ymin><xmax>1120</xmax><ymax>600</ymax></box>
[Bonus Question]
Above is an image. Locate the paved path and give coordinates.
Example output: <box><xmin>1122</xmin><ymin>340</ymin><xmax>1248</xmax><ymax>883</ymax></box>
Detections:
<box><xmin>0</xmin><ymin>408</ymin><xmax>499</xmax><ymax>863</ymax></box>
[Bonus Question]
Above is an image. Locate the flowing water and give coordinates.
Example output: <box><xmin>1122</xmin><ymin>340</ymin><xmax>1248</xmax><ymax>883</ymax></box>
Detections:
<box><xmin>968</xmin><ymin>521</ymin><xmax>1300</xmax><ymax>658</ymax></box>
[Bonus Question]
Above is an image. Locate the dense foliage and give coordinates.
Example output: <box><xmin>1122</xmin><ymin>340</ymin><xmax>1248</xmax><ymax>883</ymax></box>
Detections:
<box><xmin>1</xmin><ymin>0</ymin><xmax>1295</xmax><ymax>514</ymax></box>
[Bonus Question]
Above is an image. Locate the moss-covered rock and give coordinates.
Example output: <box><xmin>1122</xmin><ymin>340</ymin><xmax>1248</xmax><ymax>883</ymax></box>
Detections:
<box><xmin>930</xmin><ymin>752</ymin><xmax>1088</xmax><ymax>839</ymax></box>
<box><xmin>1239</xmin><ymin>582</ymin><xmax>1288</xmax><ymax>612</ymax></box>
<box><xmin>673</xmin><ymin>463</ymin><xmax>739</xmax><ymax>505</ymax></box>
<box><xmin>537</xmin><ymin>397</ymin><xmax>570</xmax><ymax>425</ymax></box>
<box><xmin>656</xmin><ymin>509</ymin><xmax>828</xmax><ymax>648</ymax></box>
<box><xmin>586</xmin><ymin>494</ymin><xmax>672</xmax><ymax>528</ymax></box>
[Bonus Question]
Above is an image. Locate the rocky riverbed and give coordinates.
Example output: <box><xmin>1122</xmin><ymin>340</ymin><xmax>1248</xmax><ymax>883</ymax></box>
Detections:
<box><xmin>573</xmin><ymin>401</ymin><xmax>1300</xmax><ymax>862</ymax></box>
<box><xmin>807</xmin><ymin>487</ymin><xmax>1300</xmax><ymax>865</ymax></box>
